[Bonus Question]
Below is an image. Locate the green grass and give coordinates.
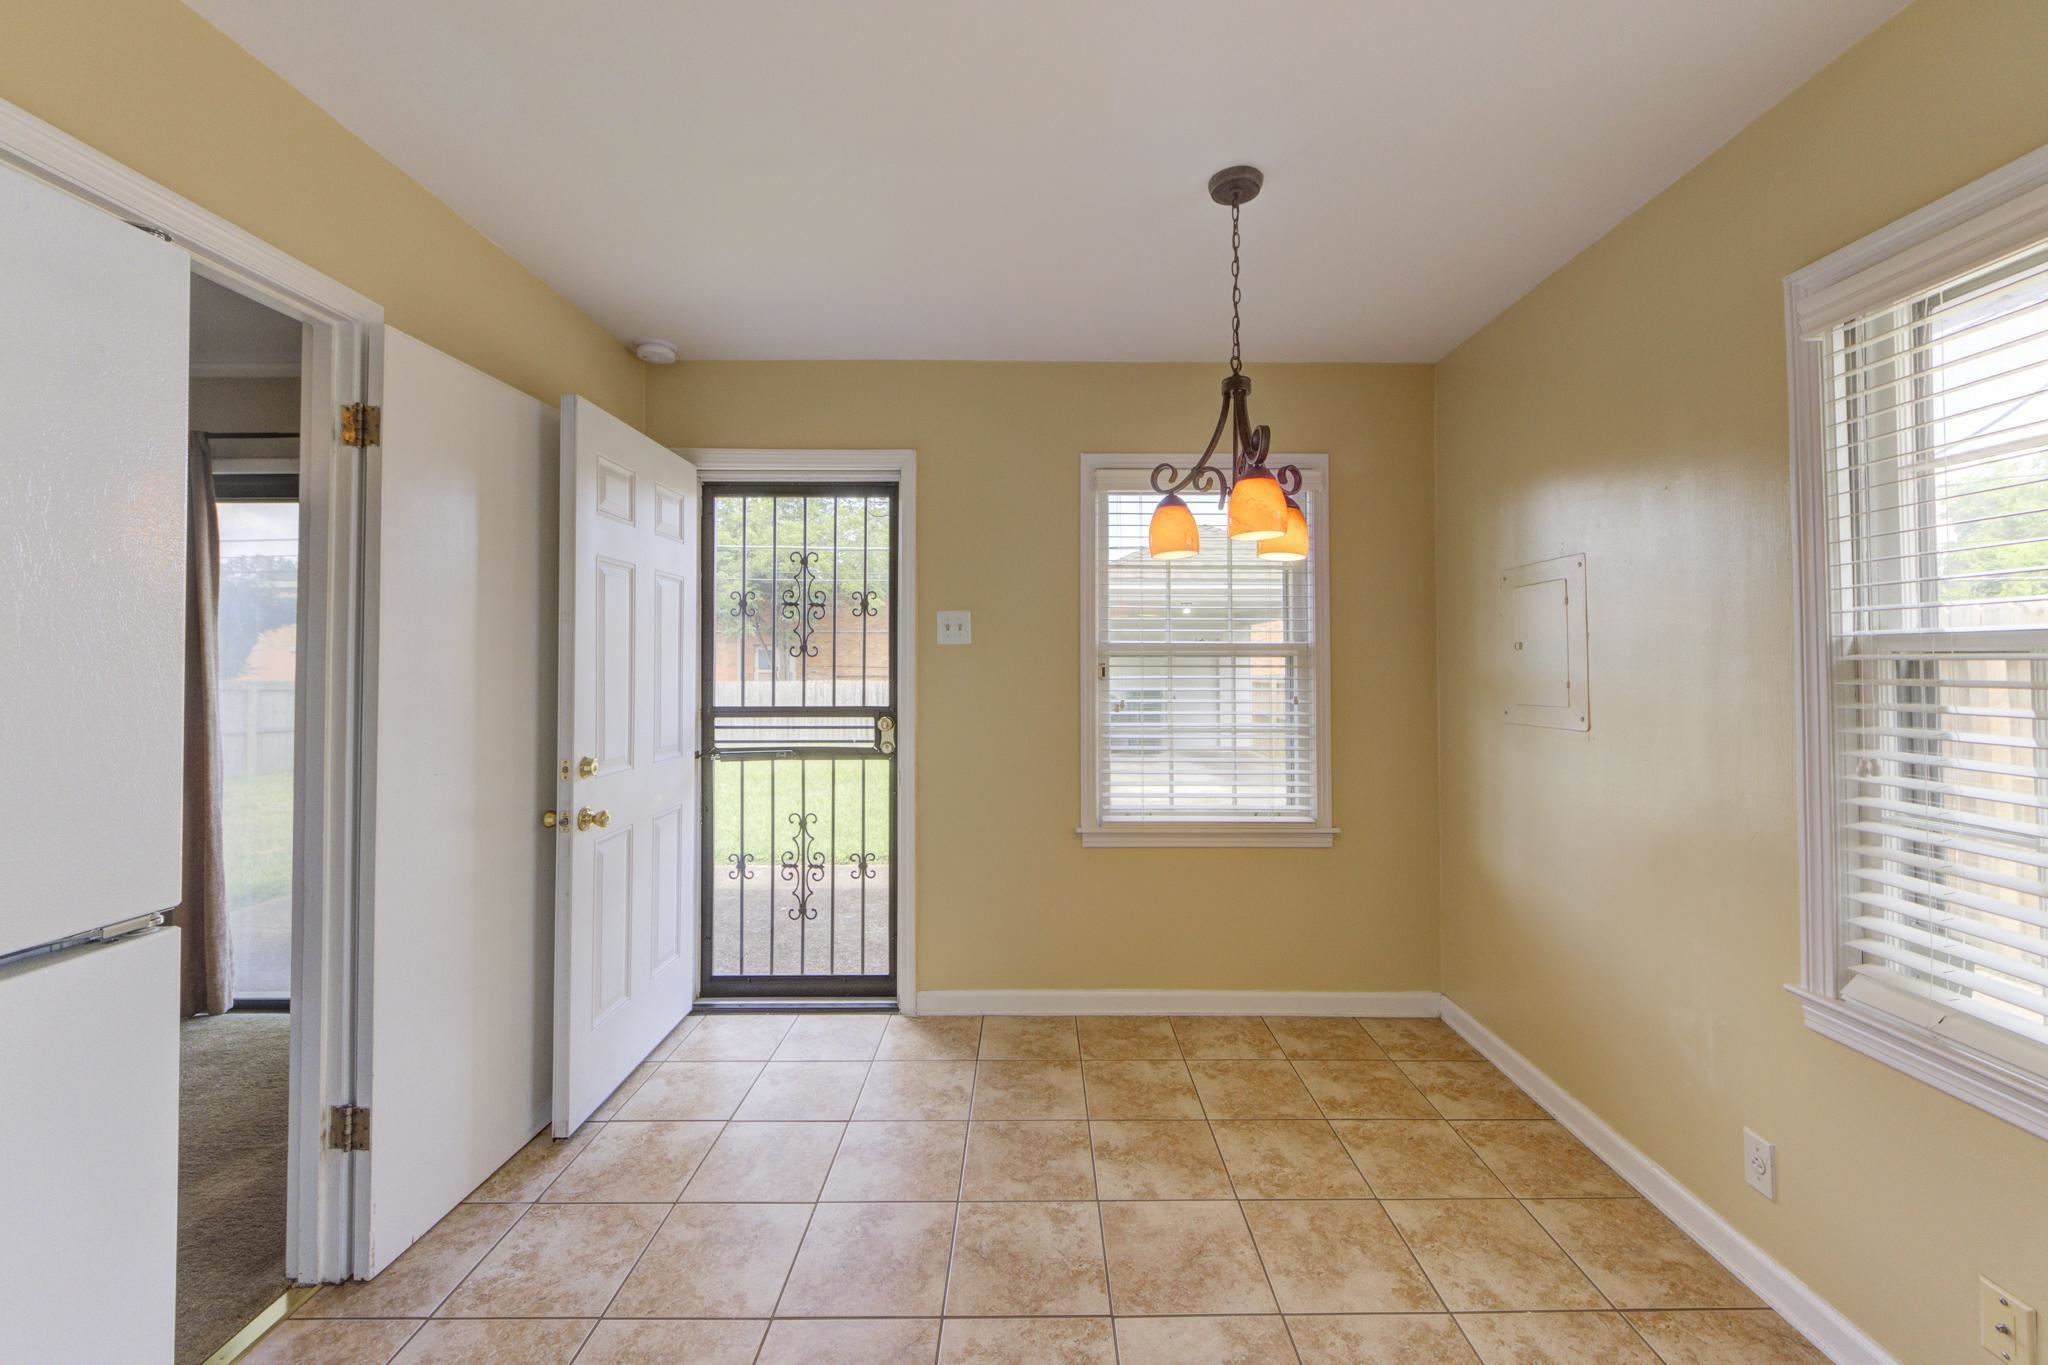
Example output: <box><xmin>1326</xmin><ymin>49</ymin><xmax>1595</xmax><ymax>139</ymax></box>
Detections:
<box><xmin>223</xmin><ymin>769</ymin><xmax>293</xmax><ymax>908</ymax></box>
<box><xmin>710</xmin><ymin>758</ymin><xmax>892</xmax><ymax>870</ymax></box>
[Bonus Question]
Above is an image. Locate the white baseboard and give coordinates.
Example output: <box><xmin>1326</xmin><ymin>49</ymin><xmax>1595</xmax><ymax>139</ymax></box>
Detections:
<box><xmin>912</xmin><ymin>989</ymin><xmax>1442</xmax><ymax>1017</ymax></box>
<box><xmin>1438</xmin><ymin>999</ymin><xmax>1894</xmax><ymax>1365</ymax></box>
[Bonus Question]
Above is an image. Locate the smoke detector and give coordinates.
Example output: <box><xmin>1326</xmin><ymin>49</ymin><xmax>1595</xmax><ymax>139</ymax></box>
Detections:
<box><xmin>633</xmin><ymin>339</ymin><xmax>679</xmax><ymax>365</ymax></box>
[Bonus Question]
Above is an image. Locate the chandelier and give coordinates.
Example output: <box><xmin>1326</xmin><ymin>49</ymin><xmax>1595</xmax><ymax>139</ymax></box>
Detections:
<box><xmin>1147</xmin><ymin>165</ymin><xmax>1307</xmax><ymax>562</ymax></box>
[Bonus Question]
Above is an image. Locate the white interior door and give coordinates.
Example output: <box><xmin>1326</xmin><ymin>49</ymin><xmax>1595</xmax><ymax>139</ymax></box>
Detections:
<box><xmin>357</xmin><ymin>329</ymin><xmax>558</xmax><ymax>1274</ymax></box>
<box><xmin>554</xmin><ymin>396</ymin><xmax>699</xmax><ymax>1134</ymax></box>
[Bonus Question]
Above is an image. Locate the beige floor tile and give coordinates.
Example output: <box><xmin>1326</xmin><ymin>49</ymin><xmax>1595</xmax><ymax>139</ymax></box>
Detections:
<box><xmin>1186</xmin><ymin>1059</ymin><xmax>1322</xmax><ymax>1118</ymax></box>
<box><xmin>1266</xmin><ymin>1015</ymin><xmax>1390</xmax><ymax>1060</ymax></box>
<box><xmin>299</xmin><ymin>1203</ymin><xmax>522</xmax><ymax>1317</ymax></box>
<box><xmin>391</xmin><ymin>1318</ymin><xmax>593</xmax><ymax>1363</ymax></box>
<box><xmin>1453</xmin><ymin>1120</ymin><xmax>1635</xmax><ymax>1198</ymax></box>
<box><xmin>1088</xmin><ymin>1120</ymin><xmax>1232</xmax><ymax>1199</ymax></box>
<box><xmin>615</xmin><ymin>1061</ymin><xmax>764</xmax><ymax>1120</ymax></box>
<box><xmin>1381</xmin><ymin>1199</ymin><xmax>1606</xmax><ymax>1312</ymax></box>
<box><xmin>680</xmin><ymin>1122</ymin><xmax>845</xmax><ymax>1202</ymax></box>
<box><xmin>821</xmin><ymin>1120</ymin><xmax>966</xmax><ymax>1201</ymax></box>
<box><xmin>960</xmin><ymin>1120</ymin><xmax>1095</xmax><ymax>1199</ymax></box>
<box><xmin>732</xmin><ymin>1061</ymin><xmax>871</xmax><ymax>1120</ymax></box>
<box><xmin>978</xmin><ymin>1015</ymin><xmax>1080</xmax><ymax>1060</ymax></box>
<box><xmin>937</xmin><ymin>1316</ymin><xmax>1116</xmax><ymax>1364</ymax></box>
<box><xmin>970</xmin><ymin>1060</ymin><xmax>1086</xmax><ymax>1118</ymax></box>
<box><xmin>242</xmin><ymin>1320</ymin><xmax>420</xmax><ymax>1365</ymax></box>
<box><xmin>1077</xmin><ymin>1015</ymin><xmax>1181</xmax><ymax>1059</ymax></box>
<box><xmin>1170</xmin><ymin>1015</ymin><xmax>1285</xmax><ymax>1059</ymax></box>
<box><xmin>589</xmin><ymin>1063</ymin><xmax>657</xmax><ymax>1120</ymax></box>
<box><xmin>1081</xmin><ymin>1059</ymin><xmax>1205</xmax><ymax>1119</ymax></box>
<box><xmin>645</xmin><ymin>1014</ymin><xmax>700</xmax><ymax>1061</ymax></box>
<box><xmin>777</xmin><ymin>1202</ymin><xmax>956</xmax><ymax>1316</ymax></box>
<box><xmin>576</xmin><ymin>1319</ymin><xmax>768</xmax><ymax>1364</ymax></box>
<box><xmin>854</xmin><ymin>1060</ymin><xmax>977</xmax><ymax>1119</ymax></box>
<box><xmin>670</xmin><ymin>1014</ymin><xmax>795</xmax><ymax>1061</ymax></box>
<box><xmin>1525</xmin><ymin>1199</ymin><xmax>1764</xmax><ymax>1310</ymax></box>
<box><xmin>1623</xmin><ymin>1309</ymin><xmax>1829</xmax><ymax>1363</ymax></box>
<box><xmin>1362</xmin><ymin>1017</ymin><xmax>1484</xmax><ymax>1062</ymax></box>
<box><xmin>540</xmin><ymin>1120</ymin><xmax>722</xmax><ymax>1203</ymax></box>
<box><xmin>945</xmin><ymin>1201</ymin><xmax>1110</xmax><ymax>1316</ymax></box>
<box><xmin>1241</xmin><ymin>1198</ymin><xmax>1442</xmax><ymax>1313</ymax></box>
<box><xmin>1331</xmin><ymin>1120</ymin><xmax>1508</xmax><ymax>1198</ymax></box>
<box><xmin>1294</xmin><ymin>1060</ymin><xmax>1441</xmax><ymax>1119</ymax></box>
<box><xmin>1289</xmin><ymin>1313</ymin><xmax>1480</xmax><ymax>1363</ymax></box>
<box><xmin>1211</xmin><ymin>1119</ymin><xmax>1372</xmax><ymax>1198</ymax></box>
<box><xmin>466</xmin><ymin>1128</ymin><xmax>596</xmax><ymax>1203</ymax></box>
<box><xmin>756</xmin><ymin>1318</ymin><xmax>941</xmax><ymax>1364</ymax></box>
<box><xmin>1112</xmin><ymin>1315</ymin><xmax>1296</xmax><ymax>1364</ymax></box>
<box><xmin>606</xmin><ymin>1201</ymin><xmax>811</xmax><ymax>1317</ymax></box>
<box><xmin>439</xmin><ymin>1203</ymin><xmax>664</xmax><ymax>1317</ymax></box>
<box><xmin>1099</xmin><ymin>1200</ymin><xmax>1277</xmax><ymax>1315</ymax></box>
<box><xmin>1397</xmin><ymin>1061</ymin><xmax>1547</xmax><ymax>1120</ymax></box>
<box><xmin>878</xmin><ymin>1015</ymin><xmax>983</xmax><ymax>1060</ymax></box>
<box><xmin>774</xmin><ymin>1014</ymin><xmax>889</xmax><ymax>1060</ymax></box>
<box><xmin>1456</xmin><ymin>1310</ymin><xmax>1658</xmax><ymax>1363</ymax></box>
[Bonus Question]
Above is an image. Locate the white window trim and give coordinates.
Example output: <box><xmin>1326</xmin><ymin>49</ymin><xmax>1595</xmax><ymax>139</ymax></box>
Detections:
<box><xmin>1077</xmin><ymin>452</ymin><xmax>1336</xmax><ymax>848</ymax></box>
<box><xmin>1785</xmin><ymin>141</ymin><xmax>2048</xmax><ymax>1142</ymax></box>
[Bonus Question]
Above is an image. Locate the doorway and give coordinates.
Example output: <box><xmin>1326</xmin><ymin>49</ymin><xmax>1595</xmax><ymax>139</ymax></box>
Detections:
<box><xmin>699</xmin><ymin>483</ymin><xmax>898</xmax><ymax>1000</ymax></box>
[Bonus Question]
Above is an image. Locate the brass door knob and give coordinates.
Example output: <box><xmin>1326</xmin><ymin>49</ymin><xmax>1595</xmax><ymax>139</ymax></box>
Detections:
<box><xmin>577</xmin><ymin>806</ymin><xmax>611</xmax><ymax>831</ymax></box>
<box><xmin>578</xmin><ymin>756</ymin><xmax>600</xmax><ymax>778</ymax></box>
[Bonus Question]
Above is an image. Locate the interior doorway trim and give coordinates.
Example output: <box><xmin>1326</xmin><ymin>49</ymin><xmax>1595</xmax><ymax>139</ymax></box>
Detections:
<box><xmin>0</xmin><ymin>95</ymin><xmax>383</xmax><ymax>1282</ymax></box>
<box><xmin>677</xmin><ymin>449</ymin><xmax>919</xmax><ymax>1013</ymax></box>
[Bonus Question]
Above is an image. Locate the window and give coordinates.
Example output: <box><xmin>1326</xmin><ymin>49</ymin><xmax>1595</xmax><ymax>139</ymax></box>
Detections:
<box><xmin>1790</xmin><ymin>148</ymin><xmax>2048</xmax><ymax>1139</ymax></box>
<box><xmin>1078</xmin><ymin>455</ymin><xmax>1333</xmax><ymax>847</ymax></box>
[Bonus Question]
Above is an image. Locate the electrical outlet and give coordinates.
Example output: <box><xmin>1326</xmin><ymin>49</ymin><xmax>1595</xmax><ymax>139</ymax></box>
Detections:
<box><xmin>1743</xmin><ymin>1128</ymin><xmax>1775</xmax><ymax>1200</ymax></box>
<box><xmin>1982</xmin><ymin>1278</ymin><xmax>2038</xmax><ymax>1363</ymax></box>
<box><xmin>936</xmin><ymin>610</ymin><xmax>972</xmax><ymax>645</ymax></box>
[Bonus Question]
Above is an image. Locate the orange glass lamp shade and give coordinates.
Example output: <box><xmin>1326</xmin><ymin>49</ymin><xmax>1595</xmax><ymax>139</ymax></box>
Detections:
<box><xmin>1257</xmin><ymin>495</ymin><xmax>1309</xmax><ymax>561</ymax></box>
<box><xmin>1148</xmin><ymin>494</ymin><xmax>1200</xmax><ymax>559</ymax></box>
<box><xmin>1226</xmin><ymin>469</ymin><xmax>1288</xmax><ymax>541</ymax></box>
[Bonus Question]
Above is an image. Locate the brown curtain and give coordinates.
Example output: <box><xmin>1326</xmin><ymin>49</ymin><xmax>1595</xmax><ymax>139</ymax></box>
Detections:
<box><xmin>175</xmin><ymin>433</ymin><xmax>233</xmax><ymax>1017</ymax></box>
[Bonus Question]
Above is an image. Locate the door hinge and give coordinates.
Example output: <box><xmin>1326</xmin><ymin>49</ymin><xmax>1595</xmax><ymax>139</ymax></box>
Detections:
<box><xmin>325</xmin><ymin>1104</ymin><xmax>370</xmax><ymax>1152</ymax></box>
<box><xmin>341</xmin><ymin>402</ymin><xmax>382</xmax><ymax>448</ymax></box>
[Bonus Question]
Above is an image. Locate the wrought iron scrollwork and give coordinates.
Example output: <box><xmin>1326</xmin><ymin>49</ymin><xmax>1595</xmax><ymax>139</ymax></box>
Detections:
<box><xmin>728</xmin><ymin>585</ymin><xmax>758</xmax><ymax>619</ymax></box>
<box><xmin>849</xmin><ymin>588</ymin><xmax>880</xmax><ymax>618</ymax></box>
<box><xmin>781</xmin><ymin>550</ymin><xmax>828</xmax><ymax>658</ymax></box>
<box><xmin>725</xmin><ymin>851</ymin><xmax>755</xmax><ymax>881</ymax></box>
<box><xmin>850</xmin><ymin>851</ymin><xmax>879</xmax><ymax>881</ymax></box>
<box><xmin>780</xmin><ymin>810</ymin><xmax>826</xmax><ymax>920</ymax></box>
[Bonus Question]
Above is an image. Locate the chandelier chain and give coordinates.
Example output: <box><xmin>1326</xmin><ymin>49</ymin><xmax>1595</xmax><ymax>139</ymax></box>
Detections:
<box><xmin>1229</xmin><ymin>200</ymin><xmax>1243</xmax><ymax>376</ymax></box>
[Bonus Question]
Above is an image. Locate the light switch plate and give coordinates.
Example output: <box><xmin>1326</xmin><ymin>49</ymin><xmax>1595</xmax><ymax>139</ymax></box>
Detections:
<box><xmin>1982</xmin><ymin>1278</ymin><xmax>2037</xmax><ymax>1363</ymax></box>
<box><xmin>936</xmin><ymin>610</ymin><xmax>972</xmax><ymax>646</ymax></box>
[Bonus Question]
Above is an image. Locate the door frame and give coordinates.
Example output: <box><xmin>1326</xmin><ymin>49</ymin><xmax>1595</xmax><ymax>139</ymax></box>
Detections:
<box><xmin>0</xmin><ymin>95</ymin><xmax>382</xmax><ymax>1281</ymax></box>
<box><xmin>677</xmin><ymin>450</ymin><xmax>919</xmax><ymax>1012</ymax></box>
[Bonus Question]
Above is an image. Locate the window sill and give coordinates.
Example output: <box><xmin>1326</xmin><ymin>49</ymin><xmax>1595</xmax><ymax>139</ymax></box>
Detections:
<box><xmin>1078</xmin><ymin>824</ymin><xmax>1338</xmax><ymax>849</ymax></box>
<box><xmin>1788</xmin><ymin>985</ymin><xmax>2048</xmax><ymax>1142</ymax></box>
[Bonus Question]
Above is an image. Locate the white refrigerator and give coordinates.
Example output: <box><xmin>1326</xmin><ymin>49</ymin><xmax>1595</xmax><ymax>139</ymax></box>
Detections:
<box><xmin>0</xmin><ymin>156</ymin><xmax>192</xmax><ymax>1360</ymax></box>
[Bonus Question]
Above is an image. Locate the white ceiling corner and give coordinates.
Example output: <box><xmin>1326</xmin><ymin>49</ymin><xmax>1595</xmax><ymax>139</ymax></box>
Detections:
<box><xmin>184</xmin><ymin>0</ymin><xmax>1906</xmax><ymax>363</ymax></box>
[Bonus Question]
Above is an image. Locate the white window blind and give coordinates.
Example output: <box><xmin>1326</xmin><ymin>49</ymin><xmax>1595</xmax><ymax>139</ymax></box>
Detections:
<box><xmin>1823</xmin><ymin>235</ymin><xmax>2048</xmax><ymax>1056</ymax></box>
<box><xmin>1086</xmin><ymin>464</ymin><xmax>1323</xmax><ymax>829</ymax></box>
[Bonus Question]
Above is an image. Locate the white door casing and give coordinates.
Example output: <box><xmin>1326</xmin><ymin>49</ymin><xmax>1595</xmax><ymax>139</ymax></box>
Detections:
<box><xmin>356</xmin><ymin>330</ymin><xmax>559</xmax><ymax>1274</ymax></box>
<box><xmin>0</xmin><ymin>160</ymin><xmax>187</xmax><ymax>957</ymax></box>
<box><xmin>555</xmin><ymin>396</ymin><xmax>699</xmax><ymax>1134</ymax></box>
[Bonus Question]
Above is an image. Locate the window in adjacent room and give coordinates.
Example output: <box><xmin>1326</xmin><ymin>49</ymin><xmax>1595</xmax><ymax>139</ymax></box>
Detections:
<box><xmin>1789</xmin><ymin>150</ymin><xmax>2048</xmax><ymax>1138</ymax></box>
<box><xmin>1078</xmin><ymin>455</ymin><xmax>1333</xmax><ymax>847</ymax></box>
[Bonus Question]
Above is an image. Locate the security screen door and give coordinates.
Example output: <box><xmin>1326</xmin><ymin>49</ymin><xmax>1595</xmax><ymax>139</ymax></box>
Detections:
<box><xmin>701</xmin><ymin>485</ymin><xmax>897</xmax><ymax>999</ymax></box>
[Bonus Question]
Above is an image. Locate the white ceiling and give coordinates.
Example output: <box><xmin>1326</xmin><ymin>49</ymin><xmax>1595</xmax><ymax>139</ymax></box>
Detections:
<box><xmin>186</xmin><ymin>0</ymin><xmax>1904</xmax><ymax>362</ymax></box>
<box><xmin>191</xmin><ymin>274</ymin><xmax>301</xmax><ymax>374</ymax></box>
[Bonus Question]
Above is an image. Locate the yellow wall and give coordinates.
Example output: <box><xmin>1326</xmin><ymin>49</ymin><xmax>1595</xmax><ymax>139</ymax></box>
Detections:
<box><xmin>0</xmin><ymin>0</ymin><xmax>643</xmax><ymax>421</ymax></box>
<box><xmin>650</xmin><ymin>362</ymin><xmax>1439</xmax><ymax>992</ymax></box>
<box><xmin>1433</xmin><ymin>1</ymin><xmax>2048</xmax><ymax>1357</ymax></box>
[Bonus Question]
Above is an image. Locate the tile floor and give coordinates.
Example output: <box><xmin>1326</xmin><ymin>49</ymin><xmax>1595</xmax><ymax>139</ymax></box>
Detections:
<box><xmin>244</xmin><ymin>1014</ymin><xmax>1828</xmax><ymax>1364</ymax></box>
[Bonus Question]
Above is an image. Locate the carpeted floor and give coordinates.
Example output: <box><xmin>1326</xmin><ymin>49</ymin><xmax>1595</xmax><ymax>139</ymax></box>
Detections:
<box><xmin>178</xmin><ymin>1012</ymin><xmax>291</xmax><ymax>1365</ymax></box>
